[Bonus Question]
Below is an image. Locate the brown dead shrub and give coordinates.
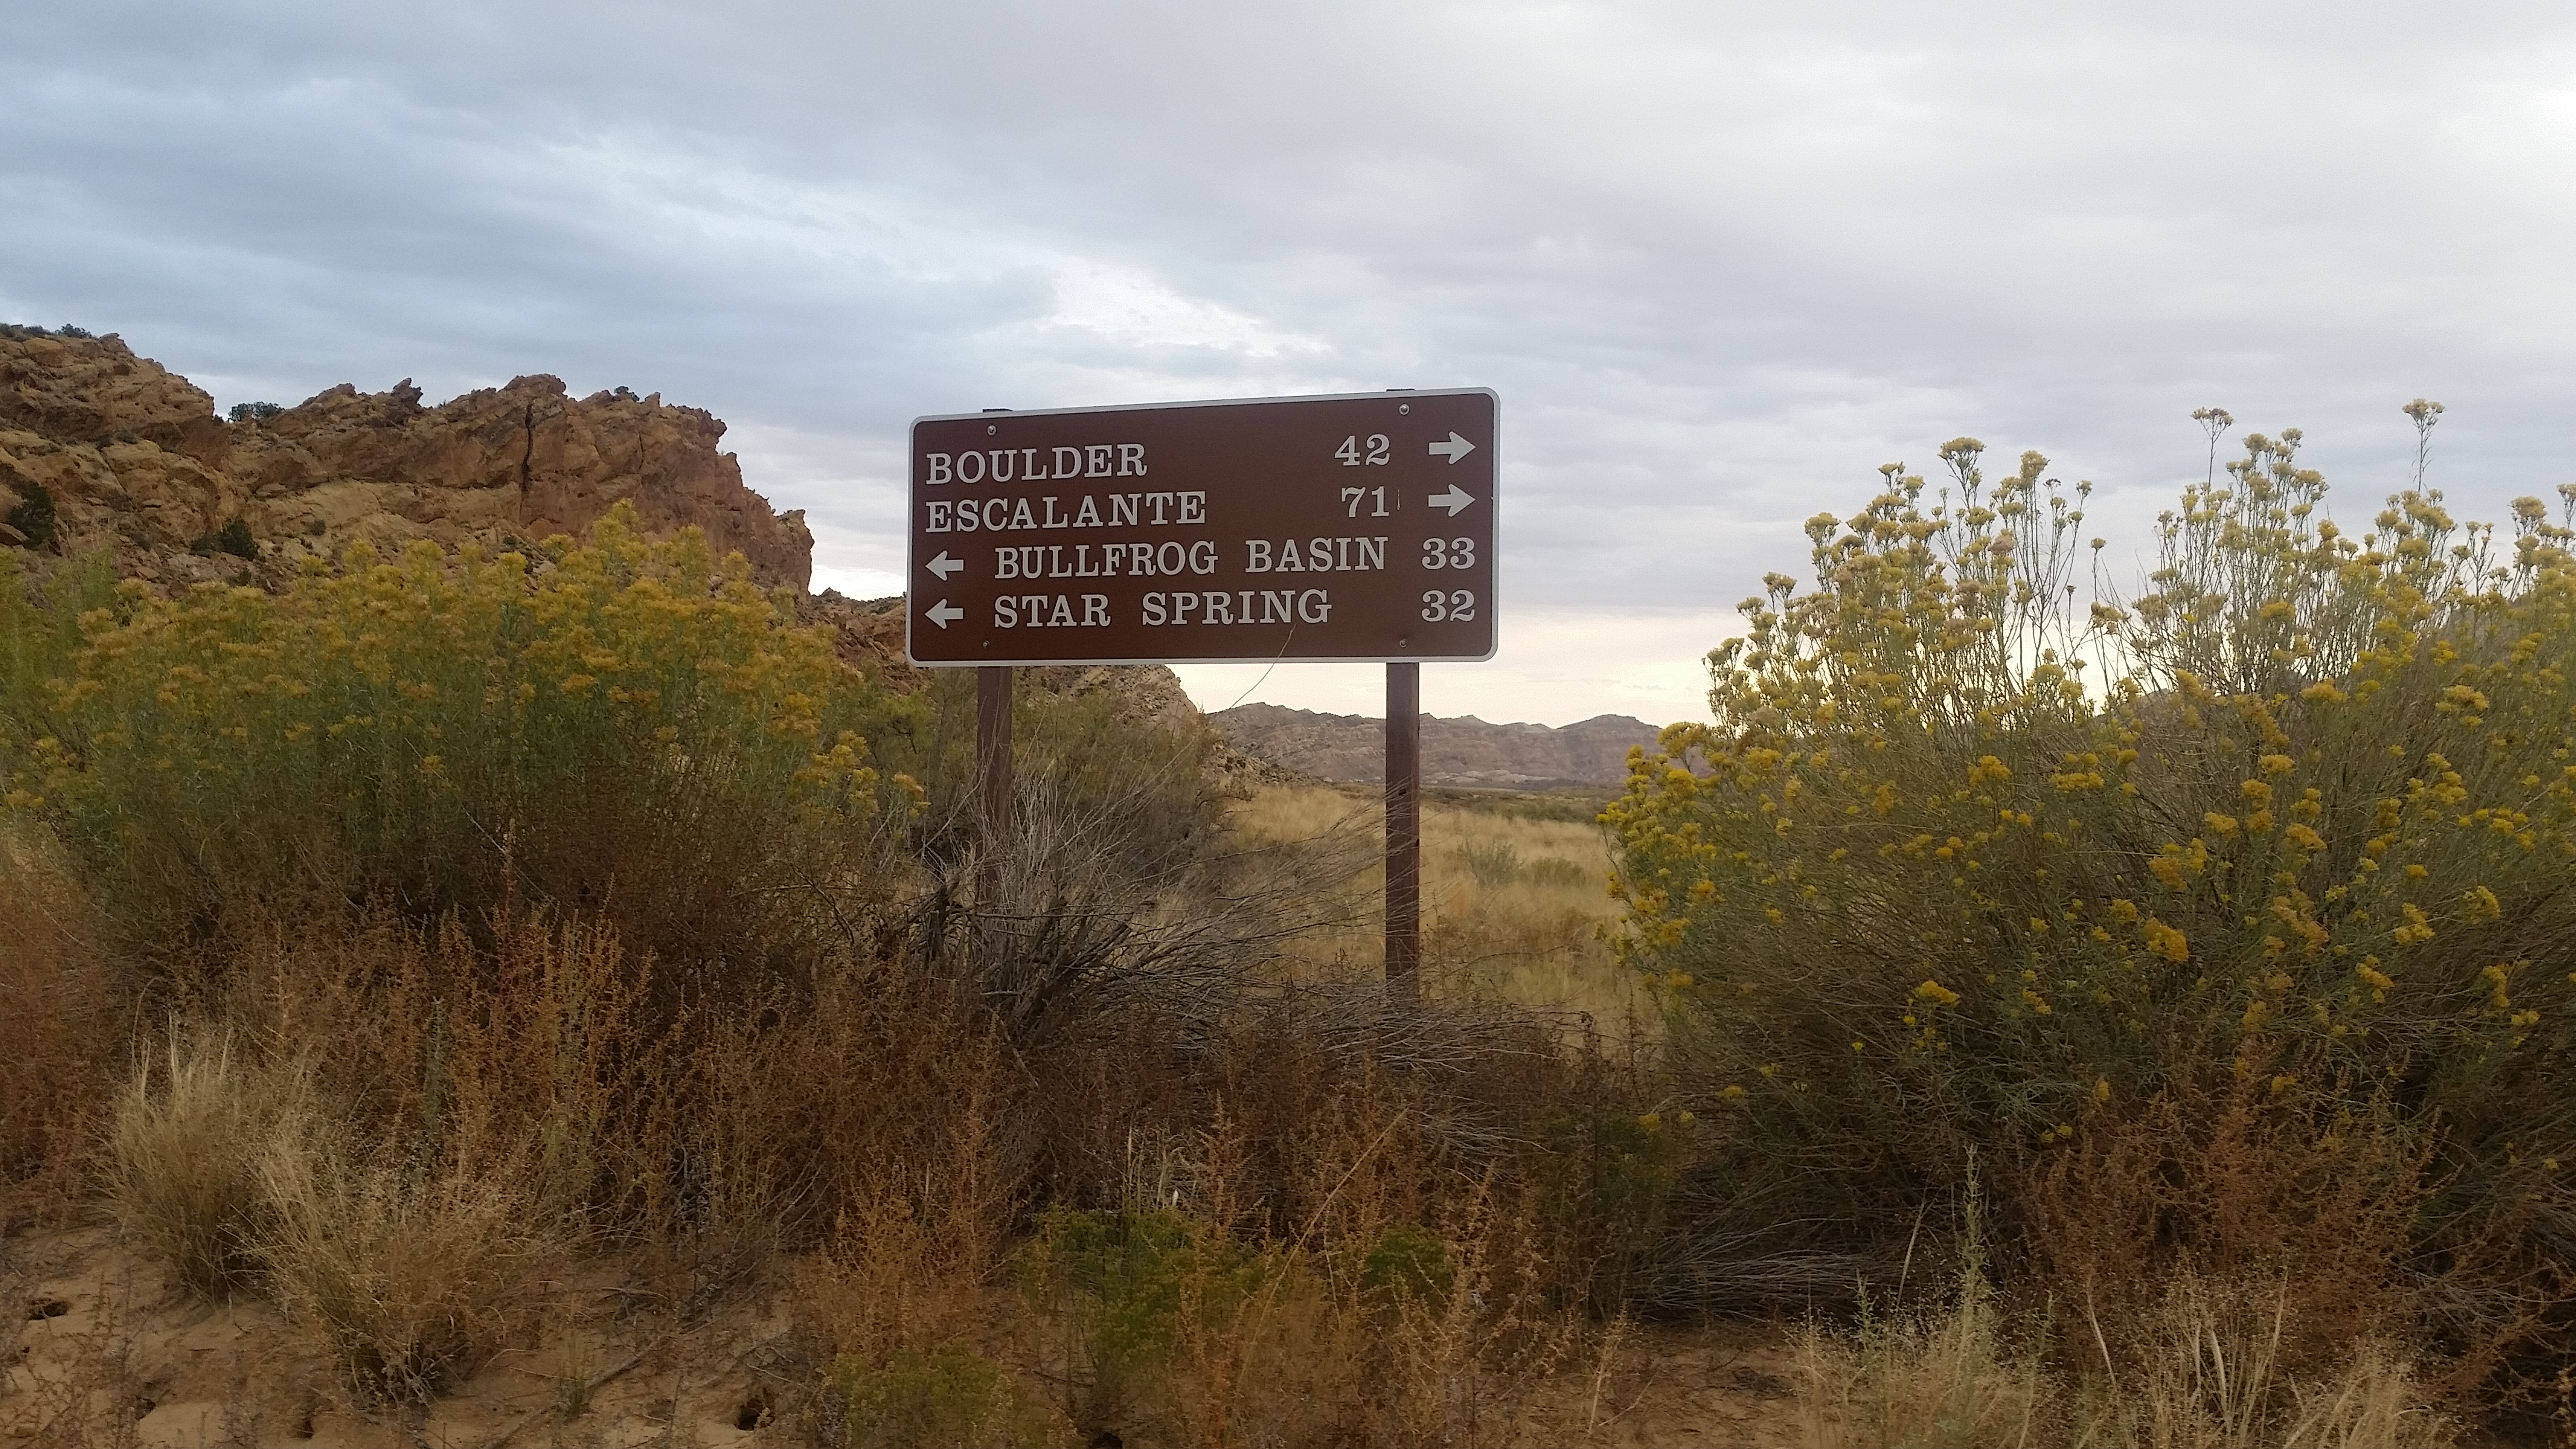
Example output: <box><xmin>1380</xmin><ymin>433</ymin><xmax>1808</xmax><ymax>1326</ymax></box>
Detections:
<box><xmin>2013</xmin><ymin>1033</ymin><xmax>2572</xmax><ymax>1416</ymax></box>
<box><xmin>2015</xmin><ymin>1039</ymin><xmax>2433</xmax><ymax>1387</ymax></box>
<box><xmin>0</xmin><ymin>831</ymin><xmax>114</xmax><ymax>1201</ymax></box>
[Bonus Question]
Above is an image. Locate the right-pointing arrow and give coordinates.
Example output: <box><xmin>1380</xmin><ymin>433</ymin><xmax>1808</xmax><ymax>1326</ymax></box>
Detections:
<box><xmin>925</xmin><ymin>599</ymin><xmax>964</xmax><ymax>628</ymax></box>
<box><xmin>1429</xmin><ymin>484</ymin><xmax>1477</xmax><ymax>516</ymax></box>
<box><xmin>1428</xmin><ymin>431</ymin><xmax>1476</xmax><ymax>464</ymax></box>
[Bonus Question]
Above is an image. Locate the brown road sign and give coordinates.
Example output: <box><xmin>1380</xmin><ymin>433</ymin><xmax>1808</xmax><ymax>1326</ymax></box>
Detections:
<box><xmin>905</xmin><ymin>388</ymin><xmax>1497</xmax><ymax>666</ymax></box>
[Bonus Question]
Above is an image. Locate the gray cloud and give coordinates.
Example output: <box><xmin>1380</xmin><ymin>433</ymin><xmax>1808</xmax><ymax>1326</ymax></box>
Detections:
<box><xmin>5</xmin><ymin>0</ymin><xmax>2573</xmax><ymax>723</ymax></box>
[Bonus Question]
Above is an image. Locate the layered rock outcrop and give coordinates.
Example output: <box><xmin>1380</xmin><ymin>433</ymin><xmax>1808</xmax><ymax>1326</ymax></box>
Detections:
<box><xmin>1212</xmin><ymin>702</ymin><xmax>1661</xmax><ymax>789</ymax></box>
<box><xmin>0</xmin><ymin>328</ymin><xmax>811</xmax><ymax>590</ymax></box>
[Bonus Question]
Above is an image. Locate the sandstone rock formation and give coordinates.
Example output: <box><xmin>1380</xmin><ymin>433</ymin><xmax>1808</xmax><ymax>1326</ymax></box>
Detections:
<box><xmin>0</xmin><ymin>327</ymin><xmax>811</xmax><ymax>590</ymax></box>
<box><xmin>1211</xmin><ymin>702</ymin><xmax>1662</xmax><ymax>789</ymax></box>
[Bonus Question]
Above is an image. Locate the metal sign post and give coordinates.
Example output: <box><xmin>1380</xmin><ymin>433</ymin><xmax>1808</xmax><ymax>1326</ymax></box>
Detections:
<box><xmin>976</xmin><ymin>664</ymin><xmax>1012</xmax><ymax>906</ymax></box>
<box><xmin>1384</xmin><ymin>662</ymin><xmax>1421</xmax><ymax>1001</ymax></box>
<box><xmin>907</xmin><ymin>389</ymin><xmax>1498</xmax><ymax>994</ymax></box>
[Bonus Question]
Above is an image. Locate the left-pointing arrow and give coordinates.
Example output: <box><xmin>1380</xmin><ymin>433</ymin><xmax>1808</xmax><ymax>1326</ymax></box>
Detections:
<box><xmin>926</xmin><ymin>599</ymin><xmax>964</xmax><ymax>628</ymax></box>
<box><xmin>927</xmin><ymin>550</ymin><xmax>963</xmax><ymax>580</ymax></box>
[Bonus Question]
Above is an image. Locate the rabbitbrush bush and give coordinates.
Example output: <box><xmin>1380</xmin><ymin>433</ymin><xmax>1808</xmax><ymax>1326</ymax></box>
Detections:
<box><xmin>1609</xmin><ymin>428</ymin><xmax>2576</xmax><ymax>1397</ymax></box>
<box><xmin>0</xmin><ymin>503</ymin><xmax>924</xmax><ymax>977</ymax></box>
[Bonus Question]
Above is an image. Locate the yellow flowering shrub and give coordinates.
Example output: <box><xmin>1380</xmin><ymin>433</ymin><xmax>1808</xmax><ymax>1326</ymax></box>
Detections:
<box><xmin>1</xmin><ymin>504</ymin><xmax>923</xmax><ymax>974</ymax></box>
<box><xmin>1608</xmin><ymin>431</ymin><xmax>2576</xmax><ymax>1281</ymax></box>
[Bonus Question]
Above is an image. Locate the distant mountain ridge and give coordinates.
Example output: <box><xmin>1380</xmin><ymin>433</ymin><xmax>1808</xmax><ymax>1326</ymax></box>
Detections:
<box><xmin>1211</xmin><ymin>701</ymin><xmax>1660</xmax><ymax>789</ymax></box>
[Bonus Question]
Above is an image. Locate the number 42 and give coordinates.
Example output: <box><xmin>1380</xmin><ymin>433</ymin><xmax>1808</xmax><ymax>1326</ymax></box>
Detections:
<box><xmin>1335</xmin><ymin>434</ymin><xmax>1391</xmax><ymax>467</ymax></box>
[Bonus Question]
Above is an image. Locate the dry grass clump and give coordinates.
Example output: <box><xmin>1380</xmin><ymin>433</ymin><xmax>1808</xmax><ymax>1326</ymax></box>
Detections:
<box><xmin>254</xmin><ymin>1110</ymin><xmax>563</xmax><ymax>1402</ymax></box>
<box><xmin>827</xmin><ymin>1103</ymin><xmax>1584</xmax><ymax>1449</ymax></box>
<box><xmin>223</xmin><ymin>898</ymin><xmax>1033</xmax><ymax>1271</ymax></box>
<box><xmin>2108</xmin><ymin>1273</ymin><xmax>2452</xmax><ymax>1449</ymax></box>
<box><xmin>1793</xmin><ymin>1288</ymin><xmax>2046</xmax><ymax>1448</ymax></box>
<box><xmin>97</xmin><ymin>1009</ymin><xmax>569</xmax><ymax>1400</ymax></box>
<box><xmin>101</xmin><ymin>1029</ymin><xmax>285</xmax><ymax>1297</ymax></box>
<box><xmin>95</xmin><ymin>902</ymin><xmax>1035</xmax><ymax>1404</ymax></box>
<box><xmin>1794</xmin><ymin>1167</ymin><xmax>2455</xmax><ymax>1449</ymax></box>
<box><xmin>220</xmin><ymin>907</ymin><xmax>660</xmax><ymax>1237</ymax></box>
<box><xmin>1795</xmin><ymin>1272</ymin><xmax>2457</xmax><ymax>1449</ymax></box>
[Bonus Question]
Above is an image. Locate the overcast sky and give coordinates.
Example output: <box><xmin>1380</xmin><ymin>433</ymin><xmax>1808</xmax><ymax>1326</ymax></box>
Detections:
<box><xmin>6</xmin><ymin>1</ymin><xmax>2573</xmax><ymax>725</ymax></box>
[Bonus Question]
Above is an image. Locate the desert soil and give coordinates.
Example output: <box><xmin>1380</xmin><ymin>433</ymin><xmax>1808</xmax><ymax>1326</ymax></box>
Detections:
<box><xmin>4</xmin><ymin>1219</ymin><xmax>1810</xmax><ymax>1449</ymax></box>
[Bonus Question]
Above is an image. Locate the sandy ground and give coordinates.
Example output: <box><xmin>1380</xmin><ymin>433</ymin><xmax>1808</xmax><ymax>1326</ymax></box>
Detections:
<box><xmin>2</xmin><ymin>1221</ymin><xmax>800</xmax><ymax>1449</ymax></box>
<box><xmin>1509</xmin><ymin>1320</ymin><xmax>1813</xmax><ymax>1448</ymax></box>
<box><xmin>2</xmin><ymin>1216</ymin><xmax>1810</xmax><ymax>1449</ymax></box>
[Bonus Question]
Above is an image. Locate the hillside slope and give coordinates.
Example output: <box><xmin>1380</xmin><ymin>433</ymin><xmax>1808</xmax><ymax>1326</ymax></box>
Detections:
<box><xmin>1213</xmin><ymin>701</ymin><xmax>1659</xmax><ymax>789</ymax></box>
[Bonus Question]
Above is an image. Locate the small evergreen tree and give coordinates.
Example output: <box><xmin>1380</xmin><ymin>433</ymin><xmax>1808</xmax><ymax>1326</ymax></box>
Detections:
<box><xmin>4</xmin><ymin>483</ymin><xmax>55</xmax><ymax>551</ymax></box>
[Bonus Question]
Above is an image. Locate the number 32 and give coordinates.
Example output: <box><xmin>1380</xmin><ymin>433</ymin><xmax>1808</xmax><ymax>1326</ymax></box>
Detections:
<box><xmin>1421</xmin><ymin>589</ymin><xmax>1476</xmax><ymax>622</ymax></box>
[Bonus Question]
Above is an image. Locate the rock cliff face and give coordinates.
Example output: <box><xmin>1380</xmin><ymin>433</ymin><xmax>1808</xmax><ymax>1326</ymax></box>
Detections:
<box><xmin>0</xmin><ymin>328</ymin><xmax>811</xmax><ymax>590</ymax></box>
<box><xmin>1212</xmin><ymin>702</ymin><xmax>1661</xmax><ymax>789</ymax></box>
